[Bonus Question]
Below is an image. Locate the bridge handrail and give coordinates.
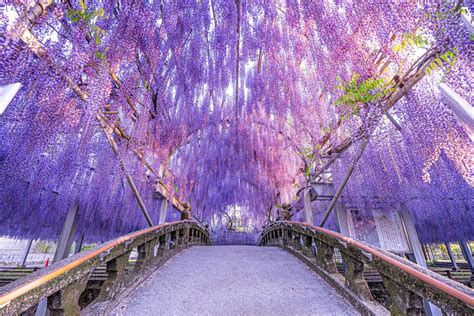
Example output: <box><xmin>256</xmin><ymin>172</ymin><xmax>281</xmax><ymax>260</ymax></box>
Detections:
<box><xmin>0</xmin><ymin>220</ymin><xmax>211</xmax><ymax>315</ymax></box>
<box><xmin>258</xmin><ymin>221</ymin><xmax>473</xmax><ymax>314</ymax></box>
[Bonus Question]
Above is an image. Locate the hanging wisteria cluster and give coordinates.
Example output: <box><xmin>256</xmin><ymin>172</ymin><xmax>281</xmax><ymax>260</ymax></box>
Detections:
<box><xmin>0</xmin><ymin>0</ymin><xmax>472</xmax><ymax>243</ymax></box>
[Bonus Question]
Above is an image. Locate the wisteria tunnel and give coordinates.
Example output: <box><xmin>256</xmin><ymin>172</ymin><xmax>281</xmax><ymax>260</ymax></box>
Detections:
<box><xmin>0</xmin><ymin>0</ymin><xmax>473</xmax><ymax>315</ymax></box>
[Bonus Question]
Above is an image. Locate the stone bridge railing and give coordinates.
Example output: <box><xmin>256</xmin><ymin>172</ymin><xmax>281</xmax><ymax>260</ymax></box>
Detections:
<box><xmin>0</xmin><ymin>220</ymin><xmax>211</xmax><ymax>315</ymax></box>
<box><xmin>258</xmin><ymin>221</ymin><xmax>473</xmax><ymax>315</ymax></box>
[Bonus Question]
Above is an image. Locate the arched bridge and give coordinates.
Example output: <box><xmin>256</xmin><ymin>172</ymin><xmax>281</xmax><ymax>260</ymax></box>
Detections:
<box><xmin>0</xmin><ymin>221</ymin><xmax>473</xmax><ymax>315</ymax></box>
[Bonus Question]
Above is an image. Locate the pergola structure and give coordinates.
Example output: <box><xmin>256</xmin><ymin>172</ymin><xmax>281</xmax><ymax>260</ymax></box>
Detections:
<box><xmin>0</xmin><ymin>0</ymin><xmax>473</xmax><ymax>314</ymax></box>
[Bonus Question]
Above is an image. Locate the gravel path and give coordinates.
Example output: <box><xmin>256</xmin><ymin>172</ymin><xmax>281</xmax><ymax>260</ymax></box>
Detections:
<box><xmin>112</xmin><ymin>246</ymin><xmax>360</xmax><ymax>316</ymax></box>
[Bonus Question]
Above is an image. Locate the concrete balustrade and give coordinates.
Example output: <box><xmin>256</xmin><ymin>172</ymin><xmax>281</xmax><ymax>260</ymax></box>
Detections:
<box><xmin>258</xmin><ymin>221</ymin><xmax>474</xmax><ymax>315</ymax></box>
<box><xmin>0</xmin><ymin>221</ymin><xmax>211</xmax><ymax>315</ymax></box>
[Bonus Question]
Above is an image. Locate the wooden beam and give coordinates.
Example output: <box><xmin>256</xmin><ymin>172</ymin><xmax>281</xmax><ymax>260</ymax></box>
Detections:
<box><xmin>310</xmin><ymin>46</ymin><xmax>442</xmax><ymax>180</ymax></box>
<box><xmin>158</xmin><ymin>198</ymin><xmax>168</xmax><ymax>225</ymax></box>
<box><xmin>303</xmin><ymin>189</ymin><xmax>314</xmax><ymax>224</ymax></box>
<box><xmin>20</xmin><ymin>240</ymin><xmax>33</xmax><ymax>267</ymax></box>
<box><xmin>53</xmin><ymin>202</ymin><xmax>79</xmax><ymax>262</ymax></box>
<box><xmin>445</xmin><ymin>243</ymin><xmax>459</xmax><ymax>271</ymax></box>
<box><xmin>401</xmin><ymin>207</ymin><xmax>443</xmax><ymax>316</ymax></box>
<box><xmin>319</xmin><ymin>137</ymin><xmax>369</xmax><ymax>227</ymax></box>
<box><xmin>97</xmin><ymin>111</ymin><xmax>154</xmax><ymax>227</ymax></box>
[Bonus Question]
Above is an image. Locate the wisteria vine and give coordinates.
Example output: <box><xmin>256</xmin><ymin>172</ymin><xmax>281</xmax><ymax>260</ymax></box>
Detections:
<box><xmin>0</xmin><ymin>0</ymin><xmax>472</xmax><ymax>243</ymax></box>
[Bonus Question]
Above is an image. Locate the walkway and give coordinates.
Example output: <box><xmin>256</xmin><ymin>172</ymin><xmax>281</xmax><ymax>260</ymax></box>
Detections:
<box><xmin>113</xmin><ymin>246</ymin><xmax>359</xmax><ymax>315</ymax></box>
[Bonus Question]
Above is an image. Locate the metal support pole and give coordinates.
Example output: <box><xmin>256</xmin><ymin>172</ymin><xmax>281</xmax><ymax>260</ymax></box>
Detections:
<box><xmin>20</xmin><ymin>239</ymin><xmax>33</xmax><ymax>267</ymax></box>
<box><xmin>445</xmin><ymin>242</ymin><xmax>459</xmax><ymax>271</ymax></box>
<box><xmin>320</xmin><ymin>137</ymin><xmax>369</xmax><ymax>227</ymax></box>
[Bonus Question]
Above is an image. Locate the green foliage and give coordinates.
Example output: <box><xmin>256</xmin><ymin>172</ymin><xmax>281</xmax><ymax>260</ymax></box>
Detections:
<box><xmin>34</xmin><ymin>241</ymin><xmax>54</xmax><ymax>254</ymax></box>
<box><xmin>301</xmin><ymin>146</ymin><xmax>313</xmax><ymax>160</ymax></box>
<box><xmin>304</xmin><ymin>164</ymin><xmax>311</xmax><ymax>177</ymax></box>
<box><xmin>67</xmin><ymin>0</ymin><xmax>107</xmax><ymax>60</ymax></box>
<box><xmin>95</xmin><ymin>51</ymin><xmax>106</xmax><ymax>60</ymax></box>
<box><xmin>80</xmin><ymin>243</ymin><xmax>97</xmax><ymax>251</ymax></box>
<box><xmin>393</xmin><ymin>33</ymin><xmax>430</xmax><ymax>53</ymax></box>
<box><xmin>334</xmin><ymin>73</ymin><xmax>390</xmax><ymax>114</ymax></box>
<box><xmin>425</xmin><ymin>49</ymin><xmax>458</xmax><ymax>76</ymax></box>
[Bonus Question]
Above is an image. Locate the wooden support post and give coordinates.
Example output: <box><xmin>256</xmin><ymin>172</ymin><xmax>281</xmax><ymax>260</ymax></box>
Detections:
<box><xmin>335</xmin><ymin>205</ymin><xmax>350</xmax><ymax>274</ymax></box>
<box><xmin>335</xmin><ymin>205</ymin><xmax>351</xmax><ymax>236</ymax></box>
<box><xmin>439</xmin><ymin>83</ymin><xmax>474</xmax><ymax>137</ymax></box>
<box><xmin>37</xmin><ymin>202</ymin><xmax>79</xmax><ymax>316</ymax></box>
<box><xmin>125</xmin><ymin>173</ymin><xmax>154</xmax><ymax>227</ymax></box>
<box><xmin>53</xmin><ymin>202</ymin><xmax>79</xmax><ymax>262</ymax></box>
<box><xmin>74</xmin><ymin>234</ymin><xmax>84</xmax><ymax>254</ymax></box>
<box><xmin>20</xmin><ymin>239</ymin><xmax>33</xmax><ymax>267</ymax></box>
<box><xmin>159</xmin><ymin>198</ymin><xmax>168</xmax><ymax>224</ymax></box>
<box><xmin>459</xmin><ymin>240</ymin><xmax>474</xmax><ymax>272</ymax></box>
<box><xmin>445</xmin><ymin>243</ymin><xmax>459</xmax><ymax>271</ymax></box>
<box><xmin>320</xmin><ymin>137</ymin><xmax>369</xmax><ymax>227</ymax></box>
<box><xmin>401</xmin><ymin>207</ymin><xmax>442</xmax><ymax>316</ymax></box>
<box><xmin>422</xmin><ymin>245</ymin><xmax>431</xmax><ymax>262</ymax></box>
<box><xmin>97</xmin><ymin>111</ymin><xmax>154</xmax><ymax>227</ymax></box>
<box><xmin>303</xmin><ymin>189</ymin><xmax>314</xmax><ymax>224</ymax></box>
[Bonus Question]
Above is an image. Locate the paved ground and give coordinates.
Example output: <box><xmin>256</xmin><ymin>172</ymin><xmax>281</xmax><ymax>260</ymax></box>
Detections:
<box><xmin>112</xmin><ymin>246</ymin><xmax>359</xmax><ymax>316</ymax></box>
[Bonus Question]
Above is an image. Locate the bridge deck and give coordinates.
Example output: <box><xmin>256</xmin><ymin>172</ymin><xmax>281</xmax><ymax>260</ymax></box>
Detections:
<box><xmin>113</xmin><ymin>246</ymin><xmax>359</xmax><ymax>315</ymax></box>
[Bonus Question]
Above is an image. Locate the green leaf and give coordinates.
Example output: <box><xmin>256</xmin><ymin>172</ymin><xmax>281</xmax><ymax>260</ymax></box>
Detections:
<box><xmin>96</xmin><ymin>51</ymin><xmax>105</xmax><ymax>60</ymax></box>
<box><xmin>94</xmin><ymin>32</ymin><xmax>101</xmax><ymax>45</ymax></box>
<box><xmin>435</xmin><ymin>57</ymin><xmax>444</xmax><ymax>67</ymax></box>
<box><xmin>425</xmin><ymin>65</ymin><xmax>432</xmax><ymax>75</ymax></box>
<box><xmin>305</xmin><ymin>164</ymin><xmax>311</xmax><ymax>177</ymax></box>
<box><xmin>80</xmin><ymin>0</ymin><xmax>87</xmax><ymax>12</ymax></box>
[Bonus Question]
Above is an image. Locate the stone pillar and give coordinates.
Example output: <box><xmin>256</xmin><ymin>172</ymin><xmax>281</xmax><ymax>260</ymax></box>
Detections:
<box><xmin>382</xmin><ymin>277</ymin><xmax>424</xmax><ymax>316</ymax></box>
<box><xmin>340</xmin><ymin>251</ymin><xmax>373</xmax><ymax>301</ymax></box>
<box><xmin>181</xmin><ymin>202</ymin><xmax>191</xmax><ymax>220</ymax></box>
<box><xmin>134</xmin><ymin>239</ymin><xmax>157</xmax><ymax>273</ymax></box>
<box><xmin>47</xmin><ymin>277</ymin><xmax>88</xmax><ymax>316</ymax></box>
<box><xmin>302</xmin><ymin>235</ymin><xmax>313</xmax><ymax>257</ymax></box>
<box><xmin>97</xmin><ymin>252</ymin><xmax>130</xmax><ymax>301</ymax></box>
<box><xmin>315</xmin><ymin>239</ymin><xmax>338</xmax><ymax>274</ymax></box>
<box><xmin>281</xmin><ymin>204</ymin><xmax>292</xmax><ymax>221</ymax></box>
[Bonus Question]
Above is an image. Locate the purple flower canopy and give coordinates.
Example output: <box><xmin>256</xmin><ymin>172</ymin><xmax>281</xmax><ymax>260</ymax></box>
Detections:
<box><xmin>0</xmin><ymin>1</ymin><xmax>472</xmax><ymax>243</ymax></box>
